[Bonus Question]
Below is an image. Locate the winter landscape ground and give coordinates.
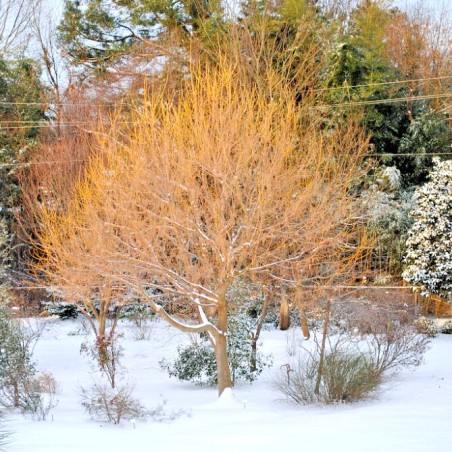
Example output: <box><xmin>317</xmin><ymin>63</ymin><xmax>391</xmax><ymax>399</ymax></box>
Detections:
<box><xmin>5</xmin><ymin>316</ymin><xmax>452</xmax><ymax>452</ymax></box>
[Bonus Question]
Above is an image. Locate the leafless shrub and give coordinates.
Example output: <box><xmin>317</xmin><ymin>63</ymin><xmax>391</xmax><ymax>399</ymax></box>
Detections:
<box><xmin>127</xmin><ymin>309</ymin><xmax>155</xmax><ymax>341</ymax></box>
<box><xmin>363</xmin><ymin>324</ymin><xmax>429</xmax><ymax>373</ymax></box>
<box><xmin>80</xmin><ymin>381</ymin><xmax>148</xmax><ymax>425</ymax></box>
<box><xmin>22</xmin><ymin>372</ymin><xmax>59</xmax><ymax>421</ymax></box>
<box><xmin>80</xmin><ymin>381</ymin><xmax>187</xmax><ymax>424</ymax></box>
<box><xmin>80</xmin><ymin>333</ymin><xmax>124</xmax><ymax>389</ymax></box>
<box><xmin>276</xmin><ymin>333</ymin><xmax>383</xmax><ymax>404</ymax></box>
<box><xmin>276</xmin><ymin>322</ymin><xmax>429</xmax><ymax>405</ymax></box>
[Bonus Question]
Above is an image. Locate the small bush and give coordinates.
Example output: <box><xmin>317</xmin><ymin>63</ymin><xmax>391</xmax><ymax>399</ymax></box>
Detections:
<box><xmin>413</xmin><ymin>316</ymin><xmax>438</xmax><ymax>337</ymax></box>
<box><xmin>80</xmin><ymin>334</ymin><xmax>124</xmax><ymax>389</ymax></box>
<box><xmin>441</xmin><ymin>320</ymin><xmax>452</xmax><ymax>334</ymax></box>
<box><xmin>160</xmin><ymin>314</ymin><xmax>273</xmax><ymax>386</ymax></box>
<box><xmin>42</xmin><ymin>301</ymin><xmax>79</xmax><ymax>319</ymax></box>
<box><xmin>275</xmin><ymin>335</ymin><xmax>383</xmax><ymax>405</ymax></box>
<box><xmin>80</xmin><ymin>381</ymin><xmax>148</xmax><ymax>424</ymax></box>
<box><xmin>21</xmin><ymin>373</ymin><xmax>59</xmax><ymax>421</ymax></box>
<box><xmin>0</xmin><ymin>304</ymin><xmax>43</xmax><ymax>411</ymax></box>
<box><xmin>121</xmin><ymin>304</ymin><xmax>155</xmax><ymax>340</ymax></box>
<box><xmin>275</xmin><ymin>324</ymin><xmax>429</xmax><ymax>405</ymax></box>
<box><xmin>160</xmin><ymin>342</ymin><xmax>217</xmax><ymax>386</ymax></box>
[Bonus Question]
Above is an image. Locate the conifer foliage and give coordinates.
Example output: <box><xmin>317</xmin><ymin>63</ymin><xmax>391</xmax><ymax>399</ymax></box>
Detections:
<box><xmin>403</xmin><ymin>159</ymin><xmax>452</xmax><ymax>296</ymax></box>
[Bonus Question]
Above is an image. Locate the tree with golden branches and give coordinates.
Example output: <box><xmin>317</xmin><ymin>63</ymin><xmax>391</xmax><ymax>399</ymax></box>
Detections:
<box><xmin>34</xmin><ymin>54</ymin><xmax>369</xmax><ymax>394</ymax></box>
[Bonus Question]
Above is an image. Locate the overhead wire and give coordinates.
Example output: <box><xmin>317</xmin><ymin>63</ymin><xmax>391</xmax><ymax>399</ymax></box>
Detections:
<box><xmin>0</xmin><ymin>91</ymin><xmax>450</xmax><ymax>130</ymax></box>
<box><xmin>0</xmin><ymin>74</ymin><xmax>449</xmax><ymax>108</ymax></box>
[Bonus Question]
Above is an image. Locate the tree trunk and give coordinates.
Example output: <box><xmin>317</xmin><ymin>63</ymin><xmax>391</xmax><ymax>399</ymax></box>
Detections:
<box><xmin>250</xmin><ymin>294</ymin><xmax>270</xmax><ymax>371</ymax></box>
<box><xmin>215</xmin><ymin>290</ymin><xmax>232</xmax><ymax>395</ymax></box>
<box><xmin>214</xmin><ymin>332</ymin><xmax>232</xmax><ymax>395</ymax></box>
<box><xmin>279</xmin><ymin>287</ymin><xmax>290</xmax><ymax>330</ymax></box>
<box><xmin>315</xmin><ymin>299</ymin><xmax>331</xmax><ymax>396</ymax></box>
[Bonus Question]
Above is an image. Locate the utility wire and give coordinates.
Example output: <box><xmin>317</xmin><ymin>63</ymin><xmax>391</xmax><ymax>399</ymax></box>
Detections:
<box><xmin>0</xmin><ymin>91</ymin><xmax>450</xmax><ymax>131</ymax></box>
<box><xmin>0</xmin><ymin>75</ymin><xmax>450</xmax><ymax>108</ymax></box>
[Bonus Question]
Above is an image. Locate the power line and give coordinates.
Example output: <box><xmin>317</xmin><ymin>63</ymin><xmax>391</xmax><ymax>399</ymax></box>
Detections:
<box><xmin>319</xmin><ymin>92</ymin><xmax>452</xmax><ymax>108</ymax></box>
<box><xmin>0</xmin><ymin>75</ymin><xmax>450</xmax><ymax>108</ymax></box>
<box><xmin>0</xmin><ymin>91</ymin><xmax>450</xmax><ymax>131</ymax></box>
<box><xmin>313</xmin><ymin>74</ymin><xmax>452</xmax><ymax>93</ymax></box>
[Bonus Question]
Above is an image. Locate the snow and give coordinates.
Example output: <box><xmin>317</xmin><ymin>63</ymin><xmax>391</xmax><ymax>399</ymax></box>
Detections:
<box><xmin>6</xmin><ymin>317</ymin><xmax>452</xmax><ymax>452</ymax></box>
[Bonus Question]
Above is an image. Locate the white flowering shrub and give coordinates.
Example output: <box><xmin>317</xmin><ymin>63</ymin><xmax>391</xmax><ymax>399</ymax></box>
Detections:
<box><xmin>403</xmin><ymin>159</ymin><xmax>452</xmax><ymax>296</ymax></box>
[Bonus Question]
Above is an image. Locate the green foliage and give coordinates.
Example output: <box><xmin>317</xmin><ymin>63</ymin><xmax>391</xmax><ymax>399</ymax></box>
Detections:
<box><xmin>160</xmin><ymin>313</ymin><xmax>273</xmax><ymax>386</ymax></box>
<box><xmin>161</xmin><ymin>341</ymin><xmax>217</xmax><ymax>385</ymax></box>
<box><xmin>42</xmin><ymin>301</ymin><xmax>79</xmax><ymax>319</ymax></box>
<box><xmin>364</xmin><ymin>184</ymin><xmax>414</xmax><ymax>272</ymax></box>
<box><xmin>441</xmin><ymin>321</ymin><xmax>452</xmax><ymax>335</ymax></box>
<box><xmin>0</xmin><ymin>303</ymin><xmax>41</xmax><ymax>412</ymax></box>
<box><xmin>58</xmin><ymin>0</ymin><xmax>224</xmax><ymax>69</ymax></box>
<box><xmin>0</xmin><ymin>57</ymin><xmax>47</xmax><ymax>258</ymax></box>
<box><xmin>403</xmin><ymin>159</ymin><xmax>452</xmax><ymax>296</ymax></box>
<box><xmin>398</xmin><ymin>111</ymin><xmax>451</xmax><ymax>186</ymax></box>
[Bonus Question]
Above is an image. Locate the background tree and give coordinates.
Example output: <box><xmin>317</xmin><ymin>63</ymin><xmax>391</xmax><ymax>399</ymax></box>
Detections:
<box><xmin>0</xmin><ymin>0</ymin><xmax>34</xmax><ymax>56</ymax></box>
<box><xmin>403</xmin><ymin>159</ymin><xmax>452</xmax><ymax>297</ymax></box>
<box><xmin>0</xmin><ymin>57</ymin><xmax>47</xmax><ymax>277</ymax></box>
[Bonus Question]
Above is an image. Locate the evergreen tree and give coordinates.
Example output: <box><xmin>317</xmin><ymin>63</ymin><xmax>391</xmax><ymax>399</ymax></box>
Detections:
<box><xmin>58</xmin><ymin>0</ymin><xmax>225</xmax><ymax>70</ymax></box>
<box><xmin>403</xmin><ymin>159</ymin><xmax>452</xmax><ymax>296</ymax></box>
<box><xmin>0</xmin><ymin>57</ymin><xmax>47</xmax><ymax>269</ymax></box>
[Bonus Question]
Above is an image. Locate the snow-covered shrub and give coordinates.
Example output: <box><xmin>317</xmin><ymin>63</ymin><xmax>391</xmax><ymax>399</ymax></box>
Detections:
<box><xmin>403</xmin><ymin>159</ymin><xmax>452</xmax><ymax>296</ymax></box>
<box><xmin>441</xmin><ymin>320</ymin><xmax>452</xmax><ymax>335</ymax></box>
<box><xmin>160</xmin><ymin>341</ymin><xmax>217</xmax><ymax>385</ymax></box>
<box><xmin>80</xmin><ymin>381</ymin><xmax>148</xmax><ymax>424</ymax></box>
<box><xmin>42</xmin><ymin>301</ymin><xmax>79</xmax><ymax>319</ymax></box>
<box><xmin>160</xmin><ymin>313</ymin><xmax>273</xmax><ymax>386</ymax></box>
<box><xmin>227</xmin><ymin>279</ymin><xmax>277</xmax><ymax>328</ymax></box>
<box><xmin>412</xmin><ymin>316</ymin><xmax>438</xmax><ymax>338</ymax></box>
<box><xmin>363</xmin><ymin>185</ymin><xmax>414</xmax><ymax>272</ymax></box>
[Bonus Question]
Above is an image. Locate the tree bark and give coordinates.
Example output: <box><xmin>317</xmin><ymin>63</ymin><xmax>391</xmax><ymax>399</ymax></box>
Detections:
<box><xmin>250</xmin><ymin>294</ymin><xmax>270</xmax><ymax>371</ymax></box>
<box><xmin>215</xmin><ymin>289</ymin><xmax>232</xmax><ymax>395</ymax></box>
<box><xmin>315</xmin><ymin>299</ymin><xmax>331</xmax><ymax>395</ymax></box>
<box><xmin>279</xmin><ymin>286</ymin><xmax>290</xmax><ymax>330</ymax></box>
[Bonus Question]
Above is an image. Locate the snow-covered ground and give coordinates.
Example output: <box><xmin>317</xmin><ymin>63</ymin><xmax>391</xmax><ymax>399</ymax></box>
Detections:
<box><xmin>6</xmin><ymin>317</ymin><xmax>452</xmax><ymax>452</ymax></box>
